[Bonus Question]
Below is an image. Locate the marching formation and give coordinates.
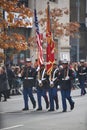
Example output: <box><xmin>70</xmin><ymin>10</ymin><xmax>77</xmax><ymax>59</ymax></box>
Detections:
<box><xmin>0</xmin><ymin>59</ymin><xmax>87</xmax><ymax>113</ymax></box>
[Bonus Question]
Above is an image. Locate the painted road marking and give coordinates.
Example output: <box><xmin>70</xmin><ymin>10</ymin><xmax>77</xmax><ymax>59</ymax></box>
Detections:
<box><xmin>0</xmin><ymin>124</ymin><xmax>24</xmax><ymax>130</ymax></box>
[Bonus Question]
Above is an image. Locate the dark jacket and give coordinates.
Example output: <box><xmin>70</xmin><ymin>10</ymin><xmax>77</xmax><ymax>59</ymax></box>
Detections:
<box><xmin>36</xmin><ymin>69</ymin><xmax>49</xmax><ymax>89</ymax></box>
<box><xmin>50</xmin><ymin>68</ymin><xmax>59</xmax><ymax>88</ymax></box>
<box><xmin>6</xmin><ymin>67</ymin><xmax>15</xmax><ymax>87</ymax></box>
<box><xmin>0</xmin><ymin>73</ymin><xmax>9</xmax><ymax>92</ymax></box>
<box><xmin>59</xmin><ymin>68</ymin><xmax>75</xmax><ymax>90</ymax></box>
<box><xmin>77</xmin><ymin>65</ymin><xmax>87</xmax><ymax>81</ymax></box>
<box><xmin>22</xmin><ymin>66</ymin><xmax>37</xmax><ymax>88</ymax></box>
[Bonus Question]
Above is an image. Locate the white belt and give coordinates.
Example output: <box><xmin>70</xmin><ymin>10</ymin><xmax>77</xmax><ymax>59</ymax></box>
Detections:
<box><xmin>42</xmin><ymin>78</ymin><xmax>46</xmax><ymax>81</ymax></box>
<box><xmin>62</xmin><ymin>78</ymin><xmax>70</xmax><ymax>80</ymax></box>
<box><xmin>79</xmin><ymin>73</ymin><xmax>86</xmax><ymax>75</ymax></box>
<box><xmin>62</xmin><ymin>78</ymin><xmax>66</xmax><ymax>80</ymax></box>
<box><xmin>24</xmin><ymin>77</ymin><xmax>34</xmax><ymax>79</ymax></box>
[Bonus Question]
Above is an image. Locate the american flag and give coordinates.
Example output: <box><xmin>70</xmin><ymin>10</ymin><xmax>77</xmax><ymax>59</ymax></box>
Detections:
<box><xmin>34</xmin><ymin>9</ymin><xmax>44</xmax><ymax>65</ymax></box>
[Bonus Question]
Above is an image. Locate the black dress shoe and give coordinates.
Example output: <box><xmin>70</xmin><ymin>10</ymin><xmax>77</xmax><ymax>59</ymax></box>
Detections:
<box><xmin>62</xmin><ymin>110</ymin><xmax>67</xmax><ymax>112</ymax></box>
<box><xmin>22</xmin><ymin>108</ymin><xmax>29</xmax><ymax>111</ymax></box>
<box><xmin>36</xmin><ymin>108</ymin><xmax>42</xmax><ymax>111</ymax></box>
<box><xmin>71</xmin><ymin>102</ymin><xmax>75</xmax><ymax>110</ymax></box>
<box><xmin>83</xmin><ymin>90</ymin><xmax>86</xmax><ymax>95</ymax></box>
<box><xmin>2</xmin><ymin>99</ymin><xmax>7</xmax><ymax>102</ymax></box>
<box><xmin>7</xmin><ymin>96</ymin><xmax>10</xmax><ymax>99</ymax></box>
<box><xmin>48</xmin><ymin>109</ymin><xmax>54</xmax><ymax>112</ymax></box>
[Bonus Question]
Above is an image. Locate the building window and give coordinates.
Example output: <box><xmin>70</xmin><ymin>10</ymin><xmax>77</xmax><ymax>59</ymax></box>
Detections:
<box><xmin>18</xmin><ymin>0</ymin><xmax>28</xmax><ymax>7</ymax></box>
<box><xmin>50</xmin><ymin>0</ymin><xmax>56</xmax><ymax>2</ymax></box>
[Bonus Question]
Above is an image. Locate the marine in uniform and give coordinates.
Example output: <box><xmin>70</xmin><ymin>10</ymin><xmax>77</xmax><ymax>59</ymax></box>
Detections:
<box><xmin>36</xmin><ymin>64</ymin><xmax>49</xmax><ymax>111</ymax></box>
<box><xmin>77</xmin><ymin>59</ymin><xmax>87</xmax><ymax>96</ymax></box>
<box><xmin>21</xmin><ymin>58</ymin><xmax>36</xmax><ymax>111</ymax></box>
<box><xmin>48</xmin><ymin>63</ymin><xmax>59</xmax><ymax>111</ymax></box>
<box><xmin>59</xmin><ymin>60</ymin><xmax>75</xmax><ymax>112</ymax></box>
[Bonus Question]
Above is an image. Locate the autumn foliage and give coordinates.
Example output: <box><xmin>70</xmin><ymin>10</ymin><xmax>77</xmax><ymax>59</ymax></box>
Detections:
<box><xmin>38</xmin><ymin>8</ymin><xmax>80</xmax><ymax>38</ymax></box>
<box><xmin>0</xmin><ymin>0</ymin><xmax>33</xmax><ymax>52</ymax></box>
<box><xmin>0</xmin><ymin>0</ymin><xmax>80</xmax><ymax>60</ymax></box>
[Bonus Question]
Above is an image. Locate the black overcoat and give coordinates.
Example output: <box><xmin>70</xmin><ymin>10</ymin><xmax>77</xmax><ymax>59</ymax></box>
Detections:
<box><xmin>0</xmin><ymin>73</ymin><xmax>9</xmax><ymax>92</ymax></box>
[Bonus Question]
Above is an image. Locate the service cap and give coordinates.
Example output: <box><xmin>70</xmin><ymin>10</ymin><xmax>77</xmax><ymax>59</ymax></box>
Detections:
<box><xmin>26</xmin><ymin>58</ymin><xmax>31</xmax><ymax>62</ymax></box>
<box><xmin>80</xmin><ymin>59</ymin><xmax>85</xmax><ymax>63</ymax></box>
<box><xmin>62</xmin><ymin>59</ymin><xmax>68</xmax><ymax>64</ymax></box>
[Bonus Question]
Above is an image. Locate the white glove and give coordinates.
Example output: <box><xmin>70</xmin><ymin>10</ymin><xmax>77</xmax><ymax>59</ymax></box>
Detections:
<box><xmin>65</xmin><ymin>76</ymin><xmax>69</xmax><ymax>80</ymax></box>
<box><xmin>36</xmin><ymin>66</ymin><xmax>40</xmax><ymax>72</ymax></box>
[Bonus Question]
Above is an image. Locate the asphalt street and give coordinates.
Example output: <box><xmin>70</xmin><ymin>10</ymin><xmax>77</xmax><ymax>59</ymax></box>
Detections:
<box><xmin>0</xmin><ymin>88</ymin><xmax>87</xmax><ymax>130</ymax></box>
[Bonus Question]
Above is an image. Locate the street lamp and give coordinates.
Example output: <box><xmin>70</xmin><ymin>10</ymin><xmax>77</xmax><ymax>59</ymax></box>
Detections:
<box><xmin>76</xmin><ymin>0</ymin><xmax>80</xmax><ymax>62</ymax></box>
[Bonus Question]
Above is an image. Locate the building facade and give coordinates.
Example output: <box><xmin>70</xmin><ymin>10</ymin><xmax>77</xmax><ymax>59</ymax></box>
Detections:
<box><xmin>0</xmin><ymin>0</ymin><xmax>70</xmax><ymax>65</ymax></box>
<box><xmin>70</xmin><ymin>0</ymin><xmax>87</xmax><ymax>62</ymax></box>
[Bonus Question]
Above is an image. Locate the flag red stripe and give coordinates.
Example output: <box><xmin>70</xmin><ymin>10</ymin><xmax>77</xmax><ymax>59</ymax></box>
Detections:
<box><xmin>36</xmin><ymin>32</ymin><xmax>44</xmax><ymax>65</ymax></box>
<box><xmin>34</xmin><ymin>9</ymin><xmax>44</xmax><ymax>65</ymax></box>
<box><xmin>46</xmin><ymin>2</ymin><xmax>55</xmax><ymax>75</ymax></box>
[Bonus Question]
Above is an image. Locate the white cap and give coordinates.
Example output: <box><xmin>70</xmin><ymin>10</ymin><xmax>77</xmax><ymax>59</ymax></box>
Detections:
<box><xmin>80</xmin><ymin>59</ymin><xmax>85</xmax><ymax>63</ymax></box>
<box><xmin>59</xmin><ymin>65</ymin><xmax>63</xmax><ymax>69</ymax></box>
<box><xmin>26</xmin><ymin>58</ymin><xmax>31</xmax><ymax>62</ymax></box>
<box><xmin>62</xmin><ymin>59</ymin><xmax>68</xmax><ymax>64</ymax></box>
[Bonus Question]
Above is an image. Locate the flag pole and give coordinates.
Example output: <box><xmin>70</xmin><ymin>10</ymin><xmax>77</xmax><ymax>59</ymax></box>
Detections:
<box><xmin>34</xmin><ymin>0</ymin><xmax>39</xmax><ymax>62</ymax></box>
<box><xmin>34</xmin><ymin>0</ymin><xmax>38</xmax><ymax>60</ymax></box>
<box><xmin>34</xmin><ymin>0</ymin><xmax>36</xmax><ymax>9</ymax></box>
<box><xmin>34</xmin><ymin>0</ymin><xmax>44</xmax><ymax>65</ymax></box>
